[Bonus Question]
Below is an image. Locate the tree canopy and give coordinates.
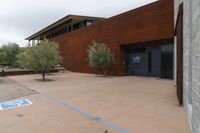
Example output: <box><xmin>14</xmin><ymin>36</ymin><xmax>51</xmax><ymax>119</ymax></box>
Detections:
<box><xmin>17</xmin><ymin>39</ymin><xmax>62</xmax><ymax>80</ymax></box>
<box><xmin>0</xmin><ymin>43</ymin><xmax>20</xmax><ymax>66</ymax></box>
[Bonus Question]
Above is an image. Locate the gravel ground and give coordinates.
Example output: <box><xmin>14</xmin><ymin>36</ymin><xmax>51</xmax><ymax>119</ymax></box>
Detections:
<box><xmin>0</xmin><ymin>77</ymin><xmax>37</xmax><ymax>102</ymax></box>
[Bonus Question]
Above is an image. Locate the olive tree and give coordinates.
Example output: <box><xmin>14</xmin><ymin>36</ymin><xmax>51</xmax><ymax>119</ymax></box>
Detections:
<box><xmin>0</xmin><ymin>43</ymin><xmax>20</xmax><ymax>66</ymax></box>
<box><xmin>17</xmin><ymin>39</ymin><xmax>62</xmax><ymax>81</ymax></box>
<box><xmin>87</xmin><ymin>41</ymin><xmax>115</xmax><ymax>76</ymax></box>
<box><xmin>0</xmin><ymin>51</ymin><xmax>7</xmax><ymax>66</ymax></box>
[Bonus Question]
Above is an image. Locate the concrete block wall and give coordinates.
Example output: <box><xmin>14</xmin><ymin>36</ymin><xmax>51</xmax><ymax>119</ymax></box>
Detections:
<box><xmin>174</xmin><ymin>0</ymin><xmax>200</xmax><ymax>132</ymax></box>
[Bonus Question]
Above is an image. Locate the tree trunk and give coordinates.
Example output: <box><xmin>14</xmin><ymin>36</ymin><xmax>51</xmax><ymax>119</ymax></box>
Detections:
<box><xmin>102</xmin><ymin>68</ymin><xmax>108</xmax><ymax>77</ymax></box>
<box><xmin>42</xmin><ymin>72</ymin><xmax>45</xmax><ymax>81</ymax></box>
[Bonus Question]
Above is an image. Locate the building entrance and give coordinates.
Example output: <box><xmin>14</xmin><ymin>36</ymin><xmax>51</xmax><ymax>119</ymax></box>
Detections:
<box><xmin>125</xmin><ymin>44</ymin><xmax>173</xmax><ymax>79</ymax></box>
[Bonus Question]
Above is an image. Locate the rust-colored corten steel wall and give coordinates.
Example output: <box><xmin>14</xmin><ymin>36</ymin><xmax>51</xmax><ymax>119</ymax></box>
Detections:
<box><xmin>52</xmin><ymin>0</ymin><xmax>174</xmax><ymax>75</ymax></box>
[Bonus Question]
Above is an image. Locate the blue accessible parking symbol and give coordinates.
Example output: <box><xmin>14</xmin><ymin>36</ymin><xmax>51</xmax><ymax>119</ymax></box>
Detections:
<box><xmin>0</xmin><ymin>99</ymin><xmax>32</xmax><ymax>110</ymax></box>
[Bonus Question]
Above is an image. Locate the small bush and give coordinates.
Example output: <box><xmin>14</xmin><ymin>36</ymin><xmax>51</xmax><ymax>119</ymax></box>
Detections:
<box><xmin>87</xmin><ymin>41</ymin><xmax>115</xmax><ymax>76</ymax></box>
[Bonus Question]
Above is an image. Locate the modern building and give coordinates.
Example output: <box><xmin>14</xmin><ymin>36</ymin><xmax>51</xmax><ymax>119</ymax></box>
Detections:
<box><xmin>174</xmin><ymin>0</ymin><xmax>200</xmax><ymax>132</ymax></box>
<box><xmin>26</xmin><ymin>0</ymin><xmax>200</xmax><ymax>132</ymax></box>
<box><xmin>26</xmin><ymin>0</ymin><xmax>174</xmax><ymax>79</ymax></box>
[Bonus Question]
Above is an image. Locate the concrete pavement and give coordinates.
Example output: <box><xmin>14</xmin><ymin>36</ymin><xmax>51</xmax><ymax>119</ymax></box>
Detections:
<box><xmin>0</xmin><ymin>72</ymin><xmax>191</xmax><ymax>133</ymax></box>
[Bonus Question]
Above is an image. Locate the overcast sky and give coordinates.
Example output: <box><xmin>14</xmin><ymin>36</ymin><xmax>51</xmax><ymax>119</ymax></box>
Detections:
<box><xmin>0</xmin><ymin>0</ymin><xmax>157</xmax><ymax>47</ymax></box>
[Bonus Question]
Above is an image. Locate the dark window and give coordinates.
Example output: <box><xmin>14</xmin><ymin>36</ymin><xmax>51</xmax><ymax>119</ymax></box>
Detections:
<box><xmin>148</xmin><ymin>52</ymin><xmax>152</xmax><ymax>73</ymax></box>
<box><xmin>73</xmin><ymin>23</ymin><xmax>80</xmax><ymax>30</ymax></box>
<box><xmin>68</xmin><ymin>25</ymin><xmax>72</xmax><ymax>32</ymax></box>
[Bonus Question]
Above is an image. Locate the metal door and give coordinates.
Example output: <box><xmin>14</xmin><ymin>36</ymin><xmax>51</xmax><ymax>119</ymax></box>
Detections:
<box><xmin>161</xmin><ymin>51</ymin><xmax>173</xmax><ymax>79</ymax></box>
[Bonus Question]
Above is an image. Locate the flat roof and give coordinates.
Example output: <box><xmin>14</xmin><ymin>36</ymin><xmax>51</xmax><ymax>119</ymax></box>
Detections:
<box><xmin>26</xmin><ymin>15</ymin><xmax>105</xmax><ymax>40</ymax></box>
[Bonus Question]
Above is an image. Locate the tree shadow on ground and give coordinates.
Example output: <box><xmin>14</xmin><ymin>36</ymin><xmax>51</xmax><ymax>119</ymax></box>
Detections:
<box><xmin>95</xmin><ymin>75</ymin><xmax>115</xmax><ymax>78</ymax></box>
<box><xmin>35</xmin><ymin>79</ymin><xmax>55</xmax><ymax>82</ymax></box>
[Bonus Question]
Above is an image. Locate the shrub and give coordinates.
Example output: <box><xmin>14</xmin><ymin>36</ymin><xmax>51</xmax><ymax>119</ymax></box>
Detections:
<box><xmin>87</xmin><ymin>41</ymin><xmax>115</xmax><ymax>76</ymax></box>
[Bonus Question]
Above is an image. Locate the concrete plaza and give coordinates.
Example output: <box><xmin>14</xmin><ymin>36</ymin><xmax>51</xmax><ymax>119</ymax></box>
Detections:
<box><xmin>0</xmin><ymin>72</ymin><xmax>191</xmax><ymax>133</ymax></box>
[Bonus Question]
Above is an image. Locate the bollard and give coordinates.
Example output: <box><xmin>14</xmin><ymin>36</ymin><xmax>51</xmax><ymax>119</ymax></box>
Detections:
<box><xmin>2</xmin><ymin>70</ymin><xmax>5</xmax><ymax>77</ymax></box>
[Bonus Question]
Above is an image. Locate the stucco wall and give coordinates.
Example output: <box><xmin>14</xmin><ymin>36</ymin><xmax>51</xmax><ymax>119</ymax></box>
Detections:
<box><xmin>174</xmin><ymin>0</ymin><xmax>200</xmax><ymax>132</ymax></box>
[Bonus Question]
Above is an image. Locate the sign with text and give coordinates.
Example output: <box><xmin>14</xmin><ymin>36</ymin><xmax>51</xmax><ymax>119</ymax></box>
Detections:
<box><xmin>133</xmin><ymin>56</ymin><xmax>142</xmax><ymax>63</ymax></box>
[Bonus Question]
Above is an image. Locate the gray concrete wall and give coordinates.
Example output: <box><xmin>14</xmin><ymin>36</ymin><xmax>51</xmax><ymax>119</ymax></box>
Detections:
<box><xmin>174</xmin><ymin>0</ymin><xmax>200</xmax><ymax>132</ymax></box>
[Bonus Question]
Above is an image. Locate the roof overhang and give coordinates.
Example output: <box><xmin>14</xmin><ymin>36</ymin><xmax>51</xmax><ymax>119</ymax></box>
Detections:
<box><xmin>26</xmin><ymin>15</ymin><xmax>105</xmax><ymax>40</ymax></box>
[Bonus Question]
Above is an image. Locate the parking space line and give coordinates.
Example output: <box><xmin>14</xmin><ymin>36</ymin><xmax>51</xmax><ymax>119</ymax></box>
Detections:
<box><xmin>40</xmin><ymin>92</ymin><xmax>131</xmax><ymax>133</ymax></box>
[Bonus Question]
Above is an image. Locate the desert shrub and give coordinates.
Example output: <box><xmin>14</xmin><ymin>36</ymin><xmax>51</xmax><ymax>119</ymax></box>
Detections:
<box><xmin>87</xmin><ymin>41</ymin><xmax>115</xmax><ymax>76</ymax></box>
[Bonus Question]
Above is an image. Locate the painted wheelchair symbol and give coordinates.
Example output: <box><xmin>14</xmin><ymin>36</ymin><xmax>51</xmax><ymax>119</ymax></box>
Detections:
<box><xmin>0</xmin><ymin>99</ymin><xmax>32</xmax><ymax>110</ymax></box>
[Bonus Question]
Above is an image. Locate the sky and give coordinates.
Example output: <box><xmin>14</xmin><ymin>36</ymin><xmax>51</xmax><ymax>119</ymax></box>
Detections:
<box><xmin>0</xmin><ymin>0</ymin><xmax>157</xmax><ymax>47</ymax></box>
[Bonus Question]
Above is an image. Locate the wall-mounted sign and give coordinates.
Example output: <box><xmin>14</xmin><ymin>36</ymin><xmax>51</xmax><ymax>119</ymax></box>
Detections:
<box><xmin>0</xmin><ymin>99</ymin><xmax>32</xmax><ymax>110</ymax></box>
<box><xmin>133</xmin><ymin>56</ymin><xmax>141</xmax><ymax>63</ymax></box>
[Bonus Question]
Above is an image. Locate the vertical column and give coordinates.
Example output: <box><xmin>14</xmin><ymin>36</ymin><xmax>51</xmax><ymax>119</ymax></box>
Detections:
<box><xmin>71</xmin><ymin>23</ymin><xmax>73</xmax><ymax>31</ymax></box>
<box><xmin>32</xmin><ymin>40</ymin><xmax>35</xmax><ymax>46</ymax></box>
<box><xmin>28</xmin><ymin>40</ymin><xmax>31</xmax><ymax>46</ymax></box>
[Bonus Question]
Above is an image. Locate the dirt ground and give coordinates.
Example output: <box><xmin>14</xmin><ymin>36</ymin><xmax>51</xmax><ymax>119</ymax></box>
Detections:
<box><xmin>0</xmin><ymin>72</ymin><xmax>191</xmax><ymax>133</ymax></box>
<box><xmin>0</xmin><ymin>77</ymin><xmax>37</xmax><ymax>102</ymax></box>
